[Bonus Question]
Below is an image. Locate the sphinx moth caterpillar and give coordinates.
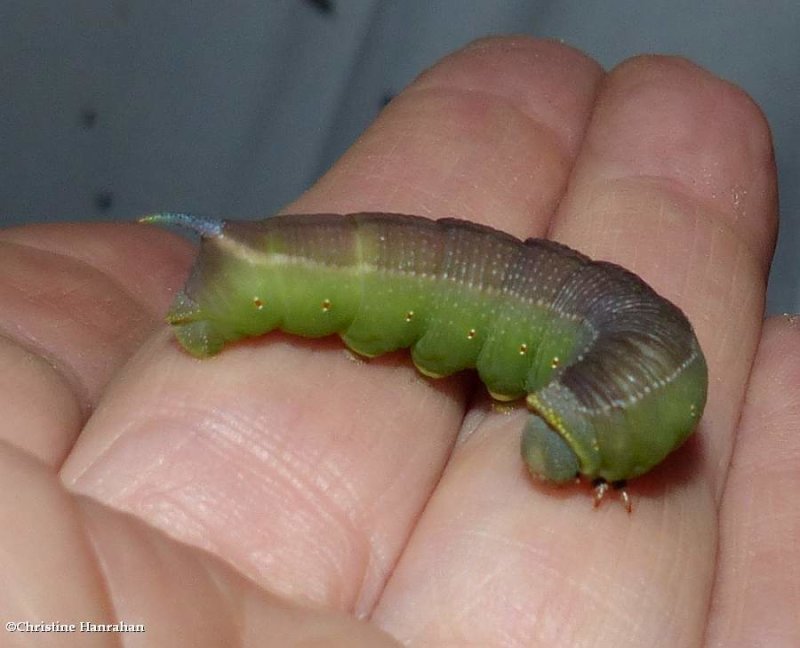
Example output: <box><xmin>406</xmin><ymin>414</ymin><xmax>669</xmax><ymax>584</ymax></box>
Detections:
<box><xmin>141</xmin><ymin>212</ymin><xmax>708</xmax><ymax>504</ymax></box>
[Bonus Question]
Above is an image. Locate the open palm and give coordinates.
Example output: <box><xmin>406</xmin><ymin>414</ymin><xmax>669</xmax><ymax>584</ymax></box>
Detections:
<box><xmin>2</xmin><ymin>38</ymin><xmax>797</xmax><ymax>647</ymax></box>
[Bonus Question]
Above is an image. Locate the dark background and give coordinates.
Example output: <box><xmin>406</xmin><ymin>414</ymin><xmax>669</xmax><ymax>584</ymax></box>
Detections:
<box><xmin>1</xmin><ymin>0</ymin><xmax>797</xmax><ymax>313</ymax></box>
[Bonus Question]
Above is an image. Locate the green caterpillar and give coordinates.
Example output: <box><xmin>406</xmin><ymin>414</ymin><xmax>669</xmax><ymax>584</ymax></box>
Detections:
<box><xmin>142</xmin><ymin>212</ymin><xmax>708</xmax><ymax>505</ymax></box>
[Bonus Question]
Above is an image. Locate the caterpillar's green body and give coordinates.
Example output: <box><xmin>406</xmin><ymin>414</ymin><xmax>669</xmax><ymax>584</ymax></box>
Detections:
<box><xmin>143</xmin><ymin>212</ymin><xmax>707</xmax><ymax>487</ymax></box>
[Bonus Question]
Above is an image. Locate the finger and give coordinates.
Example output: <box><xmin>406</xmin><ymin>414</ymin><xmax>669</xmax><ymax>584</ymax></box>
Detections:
<box><xmin>290</xmin><ymin>36</ymin><xmax>602</xmax><ymax>238</ymax></box>
<box><xmin>0</xmin><ymin>443</ymin><xmax>399</xmax><ymax>647</ymax></box>
<box><xmin>61</xmin><ymin>36</ymin><xmax>603</xmax><ymax>615</ymax></box>
<box><xmin>0</xmin><ymin>224</ymin><xmax>192</xmax><ymax>464</ymax></box>
<box><xmin>707</xmin><ymin>315</ymin><xmax>800</xmax><ymax>646</ymax></box>
<box><xmin>374</xmin><ymin>55</ymin><xmax>777</xmax><ymax>646</ymax></box>
<box><xmin>550</xmin><ymin>56</ymin><xmax>777</xmax><ymax>499</ymax></box>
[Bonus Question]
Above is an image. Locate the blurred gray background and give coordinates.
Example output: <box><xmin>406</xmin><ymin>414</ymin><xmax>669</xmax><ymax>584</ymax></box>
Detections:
<box><xmin>1</xmin><ymin>0</ymin><xmax>798</xmax><ymax>313</ymax></box>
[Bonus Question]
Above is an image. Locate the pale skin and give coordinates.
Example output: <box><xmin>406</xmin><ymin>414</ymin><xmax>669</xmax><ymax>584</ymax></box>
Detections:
<box><xmin>1</xmin><ymin>37</ymin><xmax>797</xmax><ymax>647</ymax></box>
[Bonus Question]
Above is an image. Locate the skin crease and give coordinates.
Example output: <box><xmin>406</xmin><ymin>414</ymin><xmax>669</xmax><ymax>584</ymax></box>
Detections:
<box><xmin>0</xmin><ymin>36</ymin><xmax>797</xmax><ymax>647</ymax></box>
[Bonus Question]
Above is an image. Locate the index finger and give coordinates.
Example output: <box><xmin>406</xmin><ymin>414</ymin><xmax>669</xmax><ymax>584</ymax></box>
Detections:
<box><xmin>61</xmin><ymin>37</ymin><xmax>603</xmax><ymax>613</ymax></box>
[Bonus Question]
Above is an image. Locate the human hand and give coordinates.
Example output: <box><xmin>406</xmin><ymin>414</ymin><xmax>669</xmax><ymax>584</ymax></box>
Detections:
<box><xmin>1</xmin><ymin>37</ymin><xmax>796</xmax><ymax>647</ymax></box>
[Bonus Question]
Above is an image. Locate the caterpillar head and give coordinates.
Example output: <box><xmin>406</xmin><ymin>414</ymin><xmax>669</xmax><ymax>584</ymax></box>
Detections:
<box><xmin>521</xmin><ymin>415</ymin><xmax>580</xmax><ymax>483</ymax></box>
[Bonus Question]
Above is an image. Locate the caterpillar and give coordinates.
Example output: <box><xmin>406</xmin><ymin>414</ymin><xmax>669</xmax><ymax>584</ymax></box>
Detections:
<box><xmin>141</xmin><ymin>212</ymin><xmax>708</xmax><ymax>508</ymax></box>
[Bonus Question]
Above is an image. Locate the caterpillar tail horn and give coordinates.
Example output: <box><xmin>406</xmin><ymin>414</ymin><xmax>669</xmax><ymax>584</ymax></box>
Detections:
<box><xmin>138</xmin><ymin>212</ymin><xmax>223</xmax><ymax>238</ymax></box>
